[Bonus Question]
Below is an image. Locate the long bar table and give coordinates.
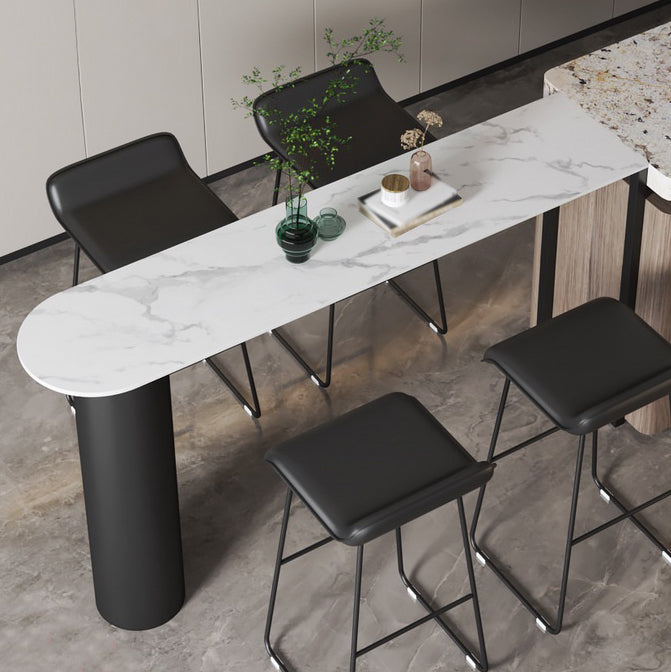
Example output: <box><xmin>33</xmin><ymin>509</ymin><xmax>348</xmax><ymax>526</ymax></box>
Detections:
<box><xmin>16</xmin><ymin>93</ymin><xmax>646</xmax><ymax>630</ymax></box>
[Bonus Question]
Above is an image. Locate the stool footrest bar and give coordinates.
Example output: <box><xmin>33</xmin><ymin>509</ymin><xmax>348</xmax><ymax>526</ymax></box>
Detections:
<box><xmin>356</xmin><ymin>594</ymin><xmax>473</xmax><ymax>658</ymax></box>
<box><xmin>281</xmin><ymin>537</ymin><xmax>333</xmax><ymax>565</ymax></box>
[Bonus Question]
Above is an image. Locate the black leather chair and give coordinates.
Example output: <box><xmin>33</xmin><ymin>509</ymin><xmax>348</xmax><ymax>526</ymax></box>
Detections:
<box><xmin>264</xmin><ymin>392</ymin><xmax>493</xmax><ymax>672</ymax></box>
<box><xmin>253</xmin><ymin>59</ymin><xmax>446</xmax><ymax>388</ymax></box>
<box><xmin>46</xmin><ymin>132</ymin><xmax>261</xmax><ymax>418</ymax></box>
<box><xmin>470</xmin><ymin>297</ymin><xmax>671</xmax><ymax>635</ymax></box>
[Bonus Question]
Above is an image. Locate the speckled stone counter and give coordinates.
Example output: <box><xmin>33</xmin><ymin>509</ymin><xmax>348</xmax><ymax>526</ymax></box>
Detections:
<box><xmin>539</xmin><ymin>21</ymin><xmax>671</xmax><ymax>435</ymax></box>
<box><xmin>545</xmin><ymin>21</ymin><xmax>671</xmax><ymax>199</ymax></box>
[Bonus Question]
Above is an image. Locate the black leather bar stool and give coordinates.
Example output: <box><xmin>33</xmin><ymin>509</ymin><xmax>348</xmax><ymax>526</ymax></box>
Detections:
<box><xmin>253</xmin><ymin>59</ymin><xmax>446</xmax><ymax>389</ymax></box>
<box><xmin>46</xmin><ymin>132</ymin><xmax>261</xmax><ymax>418</ymax></box>
<box><xmin>264</xmin><ymin>392</ymin><xmax>493</xmax><ymax>671</ymax></box>
<box><xmin>470</xmin><ymin>297</ymin><xmax>671</xmax><ymax>635</ymax></box>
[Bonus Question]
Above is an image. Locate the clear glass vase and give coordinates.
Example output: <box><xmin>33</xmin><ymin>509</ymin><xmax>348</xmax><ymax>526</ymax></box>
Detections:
<box><xmin>275</xmin><ymin>197</ymin><xmax>318</xmax><ymax>263</ymax></box>
<box><xmin>409</xmin><ymin>150</ymin><xmax>432</xmax><ymax>191</ymax></box>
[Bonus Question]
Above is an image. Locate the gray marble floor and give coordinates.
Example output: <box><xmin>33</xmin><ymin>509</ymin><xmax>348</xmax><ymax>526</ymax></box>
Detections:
<box><xmin>3</xmin><ymin>5</ymin><xmax>671</xmax><ymax>671</ymax></box>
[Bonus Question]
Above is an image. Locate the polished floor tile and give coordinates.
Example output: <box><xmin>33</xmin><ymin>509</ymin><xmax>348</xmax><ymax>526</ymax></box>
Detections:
<box><xmin>3</xmin><ymin>5</ymin><xmax>671</xmax><ymax>671</ymax></box>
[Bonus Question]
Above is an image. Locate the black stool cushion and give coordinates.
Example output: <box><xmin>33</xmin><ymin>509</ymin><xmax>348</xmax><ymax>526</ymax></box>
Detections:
<box><xmin>484</xmin><ymin>298</ymin><xmax>671</xmax><ymax>435</ymax></box>
<box><xmin>265</xmin><ymin>393</ymin><xmax>493</xmax><ymax>546</ymax></box>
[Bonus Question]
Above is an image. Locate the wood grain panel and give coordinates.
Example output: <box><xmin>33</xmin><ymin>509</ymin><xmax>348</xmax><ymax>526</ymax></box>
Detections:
<box><xmin>552</xmin><ymin>180</ymin><xmax>628</xmax><ymax>317</ymax></box>
<box><xmin>626</xmin><ymin>195</ymin><xmax>671</xmax><ymax>434</ymax></box>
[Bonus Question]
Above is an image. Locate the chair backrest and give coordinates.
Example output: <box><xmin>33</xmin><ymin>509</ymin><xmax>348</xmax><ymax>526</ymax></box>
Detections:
<box><xmin>252</xmin><ymin>59</ymin><xmax>430</xmax><ymax>187</ymax></box>
<box><xmin>46</xmin><ymin>133</ymin><xmax>237</xmax><ymax>273</ymax></box>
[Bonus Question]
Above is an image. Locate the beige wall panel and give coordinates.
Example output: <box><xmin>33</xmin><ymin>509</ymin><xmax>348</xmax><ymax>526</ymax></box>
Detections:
<box><xmin>520</xmin><ymin>0</ymin><xmax>613</xmax><ymax>53</ymax></box>
<box><xmin>200</xmin><ymin>0</ymin><xmax>315</xmax><ymax>175</ymax></box>
<box><xmin>75</xmin><ymin>0</ymin><xmax>206</xmax><ymax>175</ymax></box>
<box><xmin>0</xmin><ymin>0</ymin><xmax>85</xmax><ymax>256</ymax></box>
<box><xmin>614</xmin><ymin>0</ymin><xmax>655</xmax><ymax>16</ymax></box>
<box><xmin>315</xmin><ymin>1</ymin><xmax>420</xmax><ymax>101</ymax></box>
<box><xmin>421</xmin><ymin>0</ymin><xmax>521</xmax><ymax>92</ymax></box>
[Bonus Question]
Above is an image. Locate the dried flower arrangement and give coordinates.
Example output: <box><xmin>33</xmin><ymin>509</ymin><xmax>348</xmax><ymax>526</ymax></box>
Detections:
<box><xmin>232</xmin><ymin>18</ymin><xmax>405</xmax><ymax>225</ymax></box>
<box><xmin>400</xmin><ymin>110</ymin><xmax>443</xmax><ymax>151</ymax></box>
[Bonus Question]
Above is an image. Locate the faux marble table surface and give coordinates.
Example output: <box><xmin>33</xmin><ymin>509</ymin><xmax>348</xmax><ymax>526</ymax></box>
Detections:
<box><xmin>17</xmin><ymin>93</ymin><xmax>646</xmax><ymax>398</ymax></box>
<box><xmin>544</xmin><ymin>21</ymin><xmax>671</xmax><ymax>200</ymax></box>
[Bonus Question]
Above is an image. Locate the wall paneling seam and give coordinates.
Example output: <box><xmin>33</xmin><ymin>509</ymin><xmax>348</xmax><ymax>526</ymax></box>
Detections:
<box><xmin>71</xmin><ymin>0</ymin><xmax>88</xmax><ymax>157</ymax></box>
<box><xmin>196</xmin><ymin>0</ymin><xmax>209</xmax><ymax>174</ymax></box>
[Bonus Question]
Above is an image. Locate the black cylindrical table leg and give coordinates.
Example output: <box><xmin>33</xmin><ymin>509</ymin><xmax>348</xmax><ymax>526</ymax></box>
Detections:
<box><xmin>73</xmin><ymin>377</ymin><xmax>184</xmax><ymax>630</ymax></box>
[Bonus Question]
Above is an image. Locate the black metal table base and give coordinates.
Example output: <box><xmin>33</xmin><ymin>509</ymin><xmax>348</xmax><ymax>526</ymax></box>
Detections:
<box><xmin>73</xmin><ymin>377</ymin><xmax>184</xmax><ymax>630</ymax></box>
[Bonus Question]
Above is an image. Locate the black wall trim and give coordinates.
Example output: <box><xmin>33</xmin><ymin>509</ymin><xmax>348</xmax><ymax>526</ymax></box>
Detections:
<box><xmin>0</xmin><ymin>232</ymin><xmax>69</xmax><ymax>266</ymax></box>
<box><xmin>401</xmin><ymin>0</ymin><xmax>671</xmax><ymax>107</ymax></box>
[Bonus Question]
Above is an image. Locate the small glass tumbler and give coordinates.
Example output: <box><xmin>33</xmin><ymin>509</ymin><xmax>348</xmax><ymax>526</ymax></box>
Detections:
<box><xmin>315</xmin><ymin>207</ymin><xmax>346</xmax><ymax>241</ymax></box>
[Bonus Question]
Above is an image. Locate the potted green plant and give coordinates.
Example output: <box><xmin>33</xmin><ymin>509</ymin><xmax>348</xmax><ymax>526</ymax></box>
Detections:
<box><xmin>232</xmin><ymin>18</ymin><xmax>404</xmax><ymax>262</ymax></box>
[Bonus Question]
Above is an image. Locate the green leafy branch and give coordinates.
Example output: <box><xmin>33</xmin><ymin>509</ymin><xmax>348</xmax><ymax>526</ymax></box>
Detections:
<box><xmin>323</xmin><ymin>17</ymin><xmax>405</xmax><ymax>65</ymax></box>
<box><xmin>231</xmin><ymin>18</ymin><xmax>404</xmax><ymax>222</ymax></box>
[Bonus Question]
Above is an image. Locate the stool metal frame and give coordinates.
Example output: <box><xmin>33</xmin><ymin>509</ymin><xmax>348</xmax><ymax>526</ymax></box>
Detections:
<box><xmin>265</xmin><ymin>489</ymin><xmax>488</xmax><ymax>672</ymax></box>
<box><xmin>470</xmin><ymin>377</ymin><xmax>671</xmax><ymax>635</ymax></box>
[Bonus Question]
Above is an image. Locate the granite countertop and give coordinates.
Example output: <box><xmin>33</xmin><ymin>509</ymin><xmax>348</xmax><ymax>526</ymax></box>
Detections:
<box><xmin>545</xmin><ymin>22</ymin><xmax>671</xmax><ymax>200</ymax></box>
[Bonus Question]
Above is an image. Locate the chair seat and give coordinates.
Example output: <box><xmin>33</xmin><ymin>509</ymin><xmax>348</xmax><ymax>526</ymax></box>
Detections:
<box><xmin>484</xmin><ymin>297</ymin><xmax>671</xmax><ymax>435</ymax></box>
<box><xmin>67</xmin><ymin>171</ymin><xmax>236</xmax><ymax>273</ymax></box>
<box><xmin>265</xmin><ymin>392</ymin><xmax>493</xmax><ymax>546</ymax></box>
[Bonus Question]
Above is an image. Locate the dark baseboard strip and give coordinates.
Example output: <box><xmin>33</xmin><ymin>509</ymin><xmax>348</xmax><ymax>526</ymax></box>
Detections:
<box><xmin>203</xmin><ymin>153</ymin><xmax>277</xmax><ymax>184</ymax></box>
<box><xmin>0</xmin><ymin>232</ymin><xmax>69</xmax><ymax>266</ymax></box>
<box><xmin>401</xmin><ymin>0</ymin><xmax>671</xmax><ymax>107</ymax></box>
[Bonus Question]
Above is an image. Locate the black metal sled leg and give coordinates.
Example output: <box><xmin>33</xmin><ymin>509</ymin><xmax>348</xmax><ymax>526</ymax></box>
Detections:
<box><xmin>590</xmin><ymin>432</ymin><xmax>671</xmax><ymax>562</ymax></box>
<box><xmin>265</xmin><ymin>490</ymin><xmax>293</xmax><ymax>672</ymax></box>
<box><xmin>387</xmin><ymin>260</ymin><xmax>448</xmax><ymax>335</ymax></box>
<box><xmin>72</xmin><ymin>241</ymin><xmax>81</xmax><ymax>286</ymax></box>
<box><xmin>272</xmin><ymin>162</ymin><xmax>283</xmax><ymax>206</ymax></box>
<box><xmin>271</xmin><ymin>303</ymin><xmax>335</xmax><ymax>388</ymax></box>
<box><xmin>204</xmin><ymin>342</ymin><xmax>261</xmax><ymax>418</ymax></box>
<box><xmin>394</xmin><ymin>500</ymin><xmax>488</xmax><ymax>671</ymax></box>
<box><xmin>470</xmin><ymin>433</ymin><xmax>586</xmax><ymax>636</ymax></box>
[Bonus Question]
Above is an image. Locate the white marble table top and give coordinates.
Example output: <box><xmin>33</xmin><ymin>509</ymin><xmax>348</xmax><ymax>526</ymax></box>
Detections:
<box><xmin>545</xmin><ymin>21</ymin><xmax>671</xmax><ymax>200</ymax></box>
<box><xmin>17</xmin><ymin>93</ymin><xmax>646</xmax><ymax>397</ymax></box>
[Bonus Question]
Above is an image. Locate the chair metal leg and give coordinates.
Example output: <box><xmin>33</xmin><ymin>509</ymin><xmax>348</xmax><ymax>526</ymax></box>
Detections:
<box><xmin>272</xmin><ymin>162</ymin><xmax>283</xmax><ymax>206</ymax></box>
<box><xmin>470</xmin><ymin>377</ymin><xmax>589</xmax><ymax>635</ymax></box>
<box><xmin>387</xmin><ymin>259</ymin><xmax>448</xmax><ymax>335</ymax></box>
<box><xmin>394</xmin><ymin>507</ymin><xmax>488</xmax><ymax>671</ymax></box>
<box><xmin>72</xmin><ymin>242</ymin><xmax>81</xmax><ymax>286</ymax></box>
<box><xmin>204</xmin><ymin>341</ymin><xmax>261</xmax><ymax>418</ymax></box>
<box><xmin>458</xmin><ymin>497</ymin><xmax>489</xmax><ymax>672</ymax></box>
<box><xmin>265</xmin><ymin>490</ymin><xmax>489</xmax><ymax>671</ymax></box>
<box><xmin>265</xmin><ymin>490</ymin><xmax>292</xmax><ymax>672</ymax></box>
<box><xmin>271</xmin><ymin>303</ymin><xmax>335</xmax><ymax>388</ymax></box>
<box><xmin>349</xmin><ymin>546</ymin><xmax>364</xmax><ymax>672</ymax></box>
<box><xmin>471</xmin><ymin>428</ymin><xmax>585</xmax><ymax>636</ymax></box>
<box><xmin>590</xmin><ymin>431</ymin><xmax>671</xmax><ymax>562</ymax></box>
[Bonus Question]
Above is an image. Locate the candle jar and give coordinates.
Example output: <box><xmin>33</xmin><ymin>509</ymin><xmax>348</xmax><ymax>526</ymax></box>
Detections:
<box><xmin>409</xmin><ymin>150</ymin><xmax>432</xmax><ymax>191</ymax></box>
<box><xmin>381</xmin><ymin>174</ymin><xmax>410</xmax><ymax>207</ymax></box>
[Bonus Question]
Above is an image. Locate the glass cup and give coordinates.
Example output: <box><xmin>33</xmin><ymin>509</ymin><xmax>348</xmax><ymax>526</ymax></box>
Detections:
<box><xmin>315</xmin><ymin>207</ymin><xmax>346</xmax><ymax>241</ymax></box>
